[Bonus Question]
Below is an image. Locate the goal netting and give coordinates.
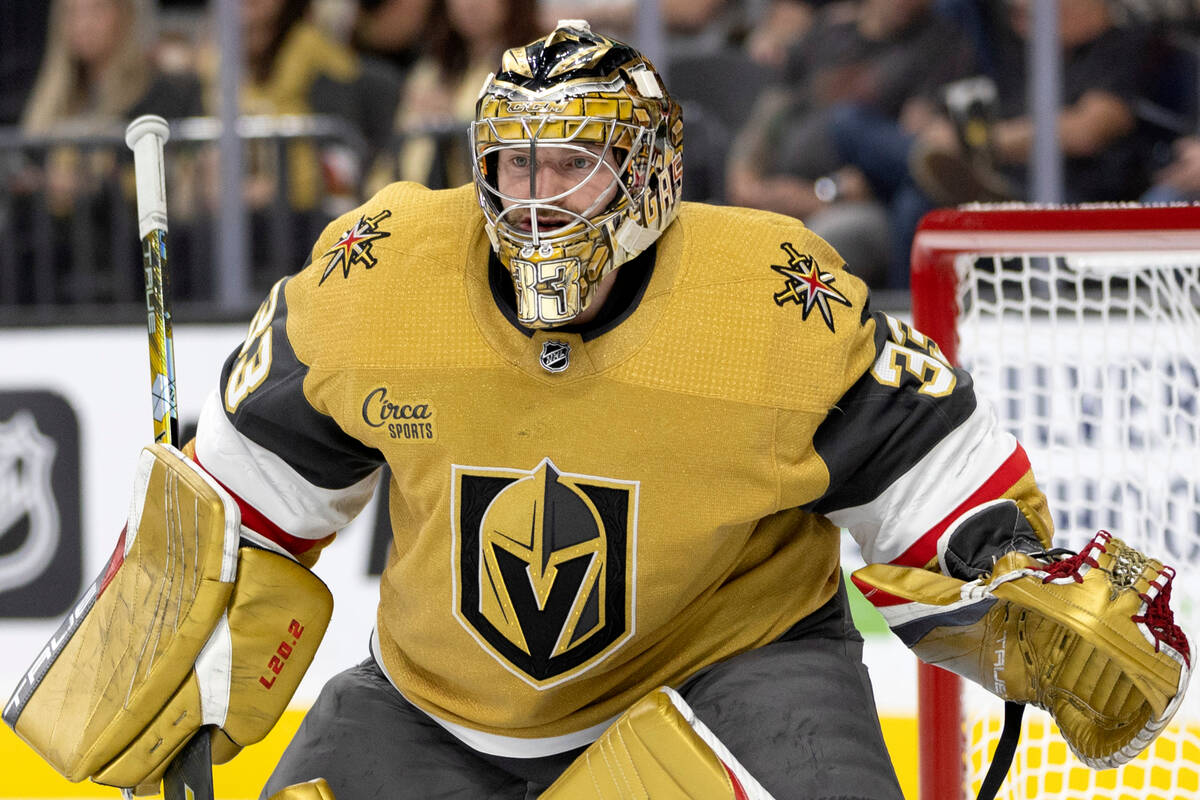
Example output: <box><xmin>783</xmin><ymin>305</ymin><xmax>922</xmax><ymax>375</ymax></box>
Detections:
<box><xmin>910</xmin><ymin>204</ymin><xmax>1200</xmax><ymax>800</ymax></box>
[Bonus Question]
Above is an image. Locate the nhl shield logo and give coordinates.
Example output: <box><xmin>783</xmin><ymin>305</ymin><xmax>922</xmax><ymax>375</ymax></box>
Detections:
<box><xmin>451</xmin><ymin>458</ymin><xmax>638</xmax><ymax>688</ymax></box>
<box><xmin>0</xmin><ymin>411</ymin><xmax>60</xmax><ymax>593</ymax></box>
<box><xmin>539</xmin><ymin>340</ymin><xmax>571</xmax><ymax>373</ymax></box>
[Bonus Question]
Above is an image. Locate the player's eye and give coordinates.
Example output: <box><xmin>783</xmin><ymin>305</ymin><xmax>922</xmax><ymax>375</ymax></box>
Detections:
<box><xmin>569</xmin><ymin>155</ymin><xmax>596</xmax><ymax>171</ymax></box>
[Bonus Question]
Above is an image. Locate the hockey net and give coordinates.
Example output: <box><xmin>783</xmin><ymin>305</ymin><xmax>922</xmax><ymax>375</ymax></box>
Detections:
<box><xmin>909</xmin><ymin>204</ymin><xmax>1200</xmax><ymax>800</ymax></box>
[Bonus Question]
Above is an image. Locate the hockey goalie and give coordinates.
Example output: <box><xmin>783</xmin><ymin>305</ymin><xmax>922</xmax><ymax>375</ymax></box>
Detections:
<box><xmin>4</xmin><ymin>19</ymin><xmax>1192</xmax><ymax>800</ymax></box>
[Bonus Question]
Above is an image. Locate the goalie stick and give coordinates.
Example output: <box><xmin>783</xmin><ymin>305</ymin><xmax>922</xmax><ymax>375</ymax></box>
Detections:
<box><xmin>126</xmin><ymin>115</ymin><xmax>179</xmax><ymax>447</ymax></box>
<box><xmin>125</xmin><ymin>115</ymin><xmax>213</xmax><ymax>800</ymax></box>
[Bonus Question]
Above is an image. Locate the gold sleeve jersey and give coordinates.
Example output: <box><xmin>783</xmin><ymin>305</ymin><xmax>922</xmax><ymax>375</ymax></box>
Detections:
<box><xmin>194</xmin><ymin>182</ymin><xmax>1051</xmax><ymax>756</ymax></box>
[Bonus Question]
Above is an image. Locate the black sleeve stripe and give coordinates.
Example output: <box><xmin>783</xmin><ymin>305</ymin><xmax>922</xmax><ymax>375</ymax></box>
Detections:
<box><xmin>806</xmin><ymin>312</ymin><xmax>978</xmax><ymax>514</ymax></box>
<box><xmin>220</xmin><ymin>277</ymin><xmax>385</xmax><ymax>490</ymax></box>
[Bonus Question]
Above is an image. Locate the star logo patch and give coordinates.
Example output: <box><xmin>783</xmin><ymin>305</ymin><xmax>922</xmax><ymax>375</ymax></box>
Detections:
<box><xmin>319</xmin><ymin>209</ymin><xmax>392</xmax><ymax>285</ymax></box>
<box><xmin>770</xmin><ymin>242</ymin><xmax>851</xmax><ymax>331</ymax></box>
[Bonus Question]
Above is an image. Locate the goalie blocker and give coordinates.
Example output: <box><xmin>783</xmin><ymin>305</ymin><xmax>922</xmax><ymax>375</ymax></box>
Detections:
<box><xmin>853</xmin><ymin>499</ymin><xmax>1193</xmax><ymax>769</ymax></box>
<box><xmin>2</xmin><ymin>444</ymin><xmax>333</xmax><ymax>794</ymax></box>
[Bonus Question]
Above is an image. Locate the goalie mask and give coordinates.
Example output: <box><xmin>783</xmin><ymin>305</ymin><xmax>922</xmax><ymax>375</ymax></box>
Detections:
<box><xmin>471</xmin><ymin>20</ymin><xmax>683</xmax><ymax>328</ymax></box>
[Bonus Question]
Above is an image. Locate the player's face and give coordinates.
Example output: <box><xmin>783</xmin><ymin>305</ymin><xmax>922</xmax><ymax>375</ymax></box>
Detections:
<box><xmin>495</xmin><ymin>144</ymin><xmax>621</xmax><ymax>231</ymax></box>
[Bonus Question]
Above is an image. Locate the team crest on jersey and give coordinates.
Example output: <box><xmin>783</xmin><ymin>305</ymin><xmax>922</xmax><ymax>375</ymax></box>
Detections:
<box><xmin>451</xmin><ymin>458</ymin><xmax>638</xmax><ymax>689</ymax></box>
<box><xmin>770</xmin><ymin>242</ymin><xmax>851</xmax><ymax>332</ymax></box>
<box><xmin>318</xmin><ymin>209</ymin><xmax>392</xmax><ymax>285</ymax></box>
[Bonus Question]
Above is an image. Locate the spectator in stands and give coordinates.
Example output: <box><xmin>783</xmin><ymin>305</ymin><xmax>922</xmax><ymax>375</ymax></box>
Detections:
<box><xmin>22</xmin><ymin>0</ymin><xmax>202</xmax><ymax>137</ymax></box>
<box><xmin>0</xmin><ymin>0</ymin><xmax>52</xmax><ymax>126</ymax></box>
<box><xmin>537</xmin><ymin>0</ymin><xmax>735</xmax><ymax>60</ymax></box>
<box><xmin>8</xmin><ymin>0</ymin><xmax>202</xmax><ymax>305</ymax></box>
<box><xmin>230</xmin><ymin>0</ymin><xmax>363</xmax><ymax>212</ymax></box>
<box><xmin>349</xmin><ymin>0</ymin><xmax>437</xmax><ymax>161</ymax></box>
<box><xmin>744</xmin><ymin>0</ymin><xmax>840</xmax><ymax>71</ymax></box>
<box><xmin>1124</xmin><ymin>3</ymin><xmax>1200</xmax><ymax>203</ymax></box>
<box><xmin>832</xmin><ymin>0</ymin><xmax>1149</xmax><ymax>290</ymax></box>
<box><xmin>200</xmin><ymin>0</ymin><xmax>402</xmax><ymax>293</ymax></box>
<box><xmin>1143</xmin><ymin>136</ymin><xmax>1200</xmax><ymax>202</ymax></box>
<box><xmin>383</xmin><ymin>0</ymin><xmax>539</xmax><ymax>189</ymax></box>
<box><xmin>725</xmin><ymin>0</ymin><xmax>975</xmax><ymax>289</ymax></box>
<box><xmin>351</xmin><ymin>0</ymin><xmax>435</xmax><ymax>86</ymax></box>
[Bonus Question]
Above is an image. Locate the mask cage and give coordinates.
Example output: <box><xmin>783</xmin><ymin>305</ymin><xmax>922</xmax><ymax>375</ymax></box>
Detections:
<box><xmin>471</xmin><ymin>114</ymin><xmax>656</xmax><ymax>250</ymax></box>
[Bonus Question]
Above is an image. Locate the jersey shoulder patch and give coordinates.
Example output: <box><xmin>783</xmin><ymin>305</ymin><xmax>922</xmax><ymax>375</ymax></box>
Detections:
<box><xmin>613</xmin><ymin>204</ymin><xmax>871</xmax><ymax>411</ymax></box>
<box><xmin>306</xmin><ymin>182</ymin><xmax>481</xmax><ymax>290</ymax></box>
<box><xmin>284</xmin><ymin>183</ymin><xmax>492</xmax><ymax>372</ymax></box>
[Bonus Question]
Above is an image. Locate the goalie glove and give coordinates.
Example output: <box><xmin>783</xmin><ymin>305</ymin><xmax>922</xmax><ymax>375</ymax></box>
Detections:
<box><xmin>852</xmin><ymin>505</ymin><xmax>1192</xmax><ymax>769</ymax></box>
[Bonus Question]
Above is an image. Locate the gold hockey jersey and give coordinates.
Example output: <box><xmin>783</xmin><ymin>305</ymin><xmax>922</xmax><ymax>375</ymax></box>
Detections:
<box><xmin>195</xmin><ymin>182</ymin><xmax>1051</xmax><ymax>755</ymax></box>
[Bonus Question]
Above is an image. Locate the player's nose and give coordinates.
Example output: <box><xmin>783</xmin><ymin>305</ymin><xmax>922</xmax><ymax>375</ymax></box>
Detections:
<box><xmin>530</xmin><ymin>166</ymin><xmax>571</xmax><ymax>200</ymax></box>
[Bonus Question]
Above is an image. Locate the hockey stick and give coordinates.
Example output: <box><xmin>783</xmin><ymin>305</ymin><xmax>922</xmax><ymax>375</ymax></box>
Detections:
<box><xmin>125</xmin><ymin>115</ymin><xmax>213</xmax><ymax>800</ymax></box>
<box><xmin>126</xmin><ymin>115</ymin><xmax>180</xmax><ymax>448</ymax></box>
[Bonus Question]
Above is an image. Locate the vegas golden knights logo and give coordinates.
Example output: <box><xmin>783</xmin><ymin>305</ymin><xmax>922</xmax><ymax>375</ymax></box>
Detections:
<box><xmin>451</xmin><ymin>458</ymin><xmax>638</xmax><ymax>688</ymax></box>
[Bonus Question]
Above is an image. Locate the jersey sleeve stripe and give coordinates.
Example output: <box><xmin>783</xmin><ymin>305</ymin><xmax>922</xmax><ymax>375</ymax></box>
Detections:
<box><xmin>888</xmin><ymin>445</ymin><xmax>1033</xmax><ymax>569</ymax></box>
<box><xmin>807</xmin><ymin>314</ymin><xmax>978</xmax><ymax>516</ymax></box>
<box><xmin>192</xmin><ymin>450</ymin><xmax>329</xmax><ymax>556</ymax></box>
<box><xmin>196</xmin><ymin>390</ymin><xmax>382</xmax><ymax>540</ymax></box>
<box><xmin>825</xmin><ymin>402</ymin><xmax>1020</xmax><ymax>565</ymax></box>
<box><xmin>849</xmin><ymin>574</ymin><xmax>909</xmax><ymax>608</ymax></box>
<box><xmin>221</xmin><ymin>276</ymin><xmax>385</xmax><ymax>490</ymax></box>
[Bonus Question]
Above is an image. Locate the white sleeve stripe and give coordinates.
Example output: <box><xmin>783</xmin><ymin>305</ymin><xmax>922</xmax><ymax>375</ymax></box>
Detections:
<box><xmin>195</xmin><ymin>391</ymin><xmax>381</xmax><ymax>540</ymax></box>
<box><xmin>826</xmin><ymin>401</ymin><xmax>1018</xmax><ymax>565</ymax></box>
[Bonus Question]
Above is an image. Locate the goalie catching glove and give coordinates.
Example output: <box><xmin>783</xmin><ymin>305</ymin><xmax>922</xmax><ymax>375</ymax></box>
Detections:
<box><xmin>852</xmin><ymin>500</ymin><xmax>1192</xmax><ymax>768</ymax></box>
<box><xmin>2</xmin><ymin>444</ymin><xmax>333</xmax><ymax>793</ymax></box>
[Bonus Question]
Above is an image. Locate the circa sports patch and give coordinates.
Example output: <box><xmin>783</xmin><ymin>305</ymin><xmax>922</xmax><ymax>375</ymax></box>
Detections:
<box><xmin>770</xmin><ymin>242</ymin><xmax>851</xmax><ymax>332</ymax></box>
<box><xmin>451</xmin><ymin>458</ymin><xmax>638</xmax><ymax>689</ymax></box>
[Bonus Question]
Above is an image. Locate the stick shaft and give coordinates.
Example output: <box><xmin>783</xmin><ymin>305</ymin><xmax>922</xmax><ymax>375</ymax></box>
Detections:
<box><xmin>126</xmin><ymin>115</ymin><xmax>179</xmax><ymax>447</ymax></box>
<box><xmin>142</xmin><ymin>228</ymin><xmax>179</xmax><ymax>446</ymax></box>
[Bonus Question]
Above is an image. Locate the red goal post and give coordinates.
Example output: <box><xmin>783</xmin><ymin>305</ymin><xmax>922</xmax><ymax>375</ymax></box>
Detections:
<box><xmin>909</xmin><ymin>204</ymin><xmax>1200</xmax><ymax>800</ymax></box>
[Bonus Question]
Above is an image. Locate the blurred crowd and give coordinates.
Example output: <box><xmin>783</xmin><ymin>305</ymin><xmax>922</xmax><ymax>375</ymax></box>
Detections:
<box><xmin>2</xmin><ymin>0</ymin><xmax>1200</xmax><ymax>306</ymax></box>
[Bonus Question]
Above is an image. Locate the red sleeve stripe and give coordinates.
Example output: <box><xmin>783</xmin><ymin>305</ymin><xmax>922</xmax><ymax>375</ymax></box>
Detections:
<box><xmin>889</xmin><ymin>444</ymin><xmax>1033</xmax><ymax>570</ymax></box>
<box><xmin>850</xmin><ymin>573</ymin><xmax>913</xmax><ymax>608</ymax></box>
<box><xmin>192</xmin><ymin>453</ymin><xmax>323</xmax><ymax>556</ymax></box>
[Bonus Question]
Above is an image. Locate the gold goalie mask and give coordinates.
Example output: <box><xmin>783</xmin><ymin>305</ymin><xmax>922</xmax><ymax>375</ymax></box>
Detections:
<box><xmin>471</xmin><ymin>20</ymin><xmax>683</xmax><ymax>328</ymax></box>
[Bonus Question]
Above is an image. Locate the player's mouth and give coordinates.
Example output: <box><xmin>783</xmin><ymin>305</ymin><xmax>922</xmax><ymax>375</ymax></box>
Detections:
<box><xmin>516</xmin><ymin>213</ymin><xmax>574</xmax><ymax>232</ymax></box>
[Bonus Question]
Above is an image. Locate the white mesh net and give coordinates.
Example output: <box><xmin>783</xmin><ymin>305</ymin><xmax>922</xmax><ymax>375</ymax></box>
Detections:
<box><xmin>953</xmin><ymin>250</ymin><xmax>1200</xmax><ymax>799</ymax></box>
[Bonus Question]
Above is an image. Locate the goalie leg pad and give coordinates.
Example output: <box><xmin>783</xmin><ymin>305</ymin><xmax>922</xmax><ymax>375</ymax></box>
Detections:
<box><xmin>540</xmin><ymin>686</ymin><xmax>773</xmax><ymax>800</ymax></box>
<box><xmin>854</xmin><ymin>530</ymin><xmax>1193</xmax><ymax>769</ymax></box>
<box><xmin>91</xmin><ymin>546</ymin><xmax>333</xmax><ymax>788</ymax></box>
<box><xmin>3</xmin><ymin>444</ymin><xmax>240</xmax><ymax>782</ymax></box>
<box><xmin>3</xmin><ymin>444</ymin><xmax>334</xmax><ymax>790</ymax></box>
